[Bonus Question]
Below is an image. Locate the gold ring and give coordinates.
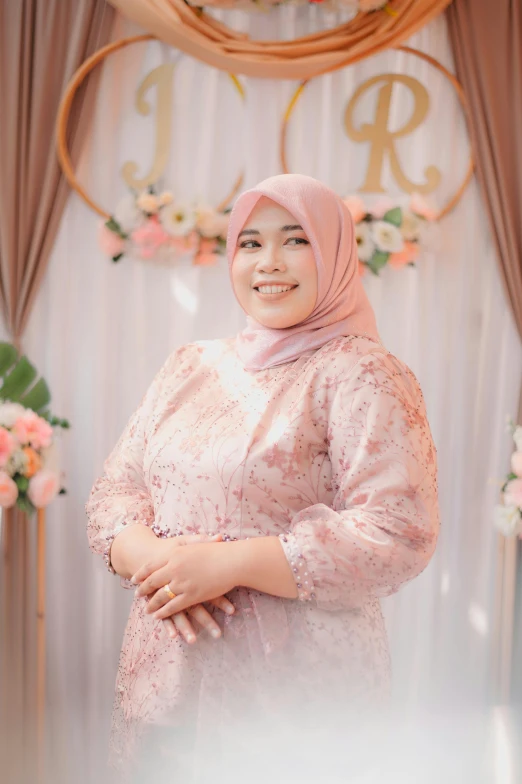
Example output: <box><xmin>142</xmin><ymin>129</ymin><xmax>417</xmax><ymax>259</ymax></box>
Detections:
<box><xmin>163</xmin><ymin>584</ymin><xmax>176</xmax><ymax>600</ymax></box>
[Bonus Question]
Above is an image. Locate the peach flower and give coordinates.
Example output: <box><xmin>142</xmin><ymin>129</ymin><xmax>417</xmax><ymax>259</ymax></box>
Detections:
<box><xmin>194</xmin><ymin>238</ymin><xmax>220</xmax><ymax>266</ymax></box>
<box><xmin>98</xmin><ymin>224</ymin><xmax>125</xmax><ymax>258</ymax></box>
<box><xmin>131</xmin><ymin>217</ymin><xmax>170</xmax><ymax>259</ymax></box>
<box><xmin>358</xmin><ymin>260</ymin><xmax>366</xmax><ymax>277</ymax></box>
<box><xmin>0</xmin><ymin>471</ymin><xmax>18</xmax><ymax>508</ymax></box>
<box><xmin>511</xmin><ymin>451</ymin><xmax>522</xmax><ymax>478</ymax></box>
<box><xmin>388</xmin><ymin>242</ymin><xmax>420</xmax><ymax>269</ymax></box>
<box><xmin>342</xmin><ymin>196</ymin><xmax>366</xmax><ymax>223</ymax></box>
<box><xmin>12</xmin><ymin>411</ymin><xmax>53</xmax><ymax>450</ymax></box>
<box><xmin>504</xmin><ymin>478</ymin><xmax>522</xmax><ymax>508</ymax></box>
<box><xmin>22</xmin><ymin>447</ymin><xmax>42</xmax><ymax>478</ymax></box>
<box><xmin>371</xmin><ymin>197</ymin><xmax>395</xmax><ymax>219</ymax></box>
<box><xmin>28</xmin><ymin>470</ymin><xmax>60</xmax><ymax>509</ymax></box>
<box><xmin>0</xmin><ymin>427</ymin><xmax>15</xmax><ymax>467</ymax></box>
<box><xmin>136</xmin><ymin>192</ymin><xmax>160</xmax><ymax>214</ymax></box>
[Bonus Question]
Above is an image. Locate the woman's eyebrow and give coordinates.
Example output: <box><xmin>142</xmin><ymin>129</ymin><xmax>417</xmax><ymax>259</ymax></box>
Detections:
<box><xmin>237</xmin><ymin>228</ymin><xmax>260</xmax><ymax>238</ymax></box>
<box><xmin>281</xmin><ymin>224</ymin><xmax>303</xmax><ymax>232</ymax></box>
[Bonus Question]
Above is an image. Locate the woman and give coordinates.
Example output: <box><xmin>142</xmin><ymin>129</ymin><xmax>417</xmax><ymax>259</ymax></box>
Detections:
<box><xmin>86</xmin><ymin>174</ymin><xmax>439</xmax><ymax>782</ymax></box>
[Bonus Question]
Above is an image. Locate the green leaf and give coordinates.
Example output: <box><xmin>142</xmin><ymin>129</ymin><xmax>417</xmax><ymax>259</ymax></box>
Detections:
<box><xmin>366</xmin><ymin>250</ymin><xmax>389</xmax><ymax>275</ymax></box>
<box><xmin>59</xmin><ymin>488</ymin><xmax>67</xmax><ymax>495</ymax></box>
<box><xmin>0</xmin><ymin>356</ymin><xmax>37</xmax><ymax>402</ymax></box>
<box><xmin>112</xmin><ymin>253</ymin><xmax>124</xmax><ymax>263</ymax></box>
<box><xmin>20</xmin><ymin>378</ymin><xmax>51</xmax><ymax>412</ymax></box>
<box><xmin>16</xmin><ymin>495</ymin><xmax>36</xmax><ymax>515</ymax></box>
<box><xmin>382</xmin><ymin>207</ymin><xmax>402</xmax><ymax>227</ymax></box>
<box><xmin>15</xmin><ymin>475</ymin><xmax>29</xmax><ymax>493</ymax></box>
<box><xmin>0</xmin><ymin>343</ymin><xmax>18</xmax><ymax>375</ymax></box>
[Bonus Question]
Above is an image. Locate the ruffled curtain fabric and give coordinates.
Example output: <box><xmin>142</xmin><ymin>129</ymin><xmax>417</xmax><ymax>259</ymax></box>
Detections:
<box><xmin>106</xmin><ymin>0</ymin><xmax>452</xmax><ymax>79</ymax></box>
<box><xmin>446</xmin><ymin>0</ymin><xmax>522</xmax><ymax>703</ymax></box>
<box><xmin>0</xmin><ymin>1</ymin><xmax>114</xmax><ymax>781</ymax></box>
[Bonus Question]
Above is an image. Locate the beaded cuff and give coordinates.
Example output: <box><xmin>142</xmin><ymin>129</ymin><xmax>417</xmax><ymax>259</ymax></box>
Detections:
<box><xmin>102</xmin><ymin>521</ymin><xmax>173</xmax><ymax>575</ymax></box>
<box><xmin>278</xmin><ymin>534</ymin><xmax>316</xmax><ymax>602</ymax></box>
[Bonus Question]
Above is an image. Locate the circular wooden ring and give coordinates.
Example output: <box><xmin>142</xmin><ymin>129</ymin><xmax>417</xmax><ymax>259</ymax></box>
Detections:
<box><xmin>56</xmin><ymin>34</ymin><xmax>245</xmax><ymax>219</ymax></box>
<box><xmin>280</xmin><ymin>45</ymin><xmax>474</xmax><ymax>221</ymax></box>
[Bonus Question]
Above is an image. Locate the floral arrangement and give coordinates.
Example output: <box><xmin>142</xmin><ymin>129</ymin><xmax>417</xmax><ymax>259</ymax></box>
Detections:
<box><xmin>99</xmin><ymin>187</ymin><xmax>230</xmax><ymax>266</ymax></box>
<box><xmin>186</xmin><ymin>0</ymin><xmax>389</xmax><ymax>12</ymax></box>
<box><xmin>343</xmin><ymin>193</ymin><xmax>437</xmax><ymax>276</ymax></box>
<box><xmin>0</xmin><ymin>344</ymin><xmax>69</xmax><ymax>514</ymax></box>
<box><xmin>493</xmin><ymin>419</ymin><xmax>522</xmax><ymax>538</ymax></box>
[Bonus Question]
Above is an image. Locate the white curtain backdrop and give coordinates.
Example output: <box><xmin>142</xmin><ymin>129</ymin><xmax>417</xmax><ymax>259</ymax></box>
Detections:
<box><xmin>4</xmin><ymin>9</ymin><xmax>521</xmax><ymax>782</ymax></box>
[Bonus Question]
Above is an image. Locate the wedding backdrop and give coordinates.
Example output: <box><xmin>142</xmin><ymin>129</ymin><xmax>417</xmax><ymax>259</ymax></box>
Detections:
<box><xmin>1</xmin><ymin>2</ymin><xmax>522</xmax><ymax>782</ymax></box>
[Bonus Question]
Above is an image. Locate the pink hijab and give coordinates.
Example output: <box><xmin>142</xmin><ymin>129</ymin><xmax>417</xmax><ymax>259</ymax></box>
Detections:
<box><xmin>227</xmin><ymin>173</ymin><xmax>380</xmax><ymax>371</ymax></box>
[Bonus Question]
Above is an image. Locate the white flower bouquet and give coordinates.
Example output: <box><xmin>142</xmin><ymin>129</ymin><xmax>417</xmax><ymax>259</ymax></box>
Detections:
<box><xmin>493</xmin><ymin>419</ymin><xmax>522</xmax><ymax>538</ymax></box>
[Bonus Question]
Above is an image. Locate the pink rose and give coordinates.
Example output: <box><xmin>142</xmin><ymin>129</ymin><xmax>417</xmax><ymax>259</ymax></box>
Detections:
<box><xmin>388</xmin><ymin>241</ymin><xmax>420</xmax><ymax>269</ymax></box>
<box><xmin>410</xmin><ymin>192</ymin><xmax>437</xmax><ymax>221</ymax></box>
<box><xmin>28</xmin><ymin>470</ymin><xmax>60</xmax><ymax>508</ymax></box>
<box><xmin>342</xmin><ymin>196</ymin><xmax>366</xmax><ymax>224</ymax></box>
<box><xmin>12</xmin><ymin>411</ymin><xmax>53</xmax><ymax>450</ymax></box>
<box><xmin>0</xmin><ymin>471</ymin><xmax>18</xmax><ymax>508</ymax></box>
<box><xmin>0</xmin><ymin>427</ymin><xmax>15</xmax><ymax>467</ymax></box>
<box><xmin>131</xmin><ymin>217</ymin><xmax>169</xmax><ymax>259</ymax></box>
<box><xmin>504</xmin><ymin>478</ymin><xmax>522</xmax><ymax>508</ymax></box>
<box><xmin>371</xmin><ymin>197</ymin><xmax>395</xmax><ymax>219</ymax></box>
<box><xmin>511</xmin><ymin>451</ymin><xmax>522</xmax><ymax>478</ymax></box>
<box><xmin>98</xmin><ymin>223</ymin><xmax>125</xmax><ymax>258</ymax></box>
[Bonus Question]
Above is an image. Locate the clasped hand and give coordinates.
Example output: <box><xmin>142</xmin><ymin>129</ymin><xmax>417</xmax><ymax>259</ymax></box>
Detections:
<box><xmin>132</xmin><ymin>533</ymin><xmax>238</xmax><ymax>644</ymax></box>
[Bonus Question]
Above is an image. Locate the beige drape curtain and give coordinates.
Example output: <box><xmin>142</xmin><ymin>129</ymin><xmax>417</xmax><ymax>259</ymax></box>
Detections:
<box><xmin>0</xmin><ymin>2</ymin><xmax>114</xmax><ymax>781</ymax></box>
<box><xmin>447</xmin><ymin>0</ymin><xmax>522</xmax><ymax>347</ymax></box>
<box><xmin>0</xmin><ymin>0</ymin><xmax>115</xmax><ymax>343</ymax></box>
<box><xmin>446</xmin><ymin>0</ymin><xmax>522</xmax><ymax>703</ymax></box>
<box><xmin>107</xmin><ymin>0</ymin><xmax>452</xmax><ymax>80</ymax></box>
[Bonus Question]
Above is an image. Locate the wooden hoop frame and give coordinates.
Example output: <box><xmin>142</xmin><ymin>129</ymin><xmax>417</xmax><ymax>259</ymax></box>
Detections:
<box><xmin>56</xmin><ymin>34</ymin><xmax>245</xmax><ymax>218</ymax></box>
<box><xmin>280</xmin><ymin>46</ymin><xmax>475</xmax><ymax>221</ymax></box>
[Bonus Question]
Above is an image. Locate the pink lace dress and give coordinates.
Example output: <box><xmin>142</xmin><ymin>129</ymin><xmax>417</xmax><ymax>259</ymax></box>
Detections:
<box><xmin>86</xmin><ymin>336</ymin><xmax>439</xmax><ymax>781</ymax></box>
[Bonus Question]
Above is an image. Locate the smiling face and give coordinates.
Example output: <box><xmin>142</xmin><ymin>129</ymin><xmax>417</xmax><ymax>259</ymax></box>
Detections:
<box><xmin>231</xmin><ymin>197</ymin><xmax>318</xmax><ymax>329</ymax></box>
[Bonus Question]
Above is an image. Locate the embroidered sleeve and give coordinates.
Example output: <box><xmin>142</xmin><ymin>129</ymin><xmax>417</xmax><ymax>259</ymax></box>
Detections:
<box><xmin>85</xmin><ymin>350</ymin><xmax>181</xmax><ymax>588</ymax></box>
<box><xmin>279</xmin><ymin>352</ymin><xmax>439</xmax><ymax>610</ymax></box>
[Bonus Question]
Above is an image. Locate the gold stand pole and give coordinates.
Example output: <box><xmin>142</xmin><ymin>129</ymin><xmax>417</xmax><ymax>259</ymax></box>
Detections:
<box><xmin>493</xmin><ymin>533</ymin><xmax>518</xmax><ymax>703</ymax></box>
<box><xmin>36</xmin><ymin>508</ymin><xmax>46</xmax><ymax>783</ymax></box>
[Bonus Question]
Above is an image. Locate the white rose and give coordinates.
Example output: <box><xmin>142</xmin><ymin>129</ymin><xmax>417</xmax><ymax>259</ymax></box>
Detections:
<box><xmin>5</xmin><ymin>448</ymin><xmax>28</xmax><ymax>477</ymax></box>
<box><xmin>513</xmin><ymin>426</ymin><xmax>522</xmax><ymax>452</ymax></box>
<box><xmin>493</xmin><ymin>504</ymin><xmax>522</xmax><ymax>537</ymax></box>
<box><xmin>0</xmin><ymin>402</ymin><xmax>27</xmax><ymax>428</ymax></box>
<box><xmin>159</xmin><ymin>202</ymin><xmax>198</xmax><ymax>237</ymax></box>
<box><xmin>355</xmin><ymin>223</ymin><xmax>375</xmax><ymax>262</ymax></box>
<box><xmin>114</xmin><ymin>194</ymin><xmax>142</xmax><ymax>233</ymax></box>
<box><xmin>371</xmin><ymin>221</ymin><xmax>404</xmax><ymax>253</ymax></box>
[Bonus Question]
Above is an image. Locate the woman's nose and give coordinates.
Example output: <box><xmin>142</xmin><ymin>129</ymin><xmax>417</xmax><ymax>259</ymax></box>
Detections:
<box><xmin>256</xmin><ymin>246</ymin><xmax>286</xmax><ymax>272</ymax></box>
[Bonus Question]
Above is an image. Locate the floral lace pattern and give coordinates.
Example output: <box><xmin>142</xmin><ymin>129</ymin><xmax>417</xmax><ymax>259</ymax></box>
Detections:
<box><xmin>86</xmin><ymin>335</ymin><xmax>439</xmax><ymax>780</ymax></box>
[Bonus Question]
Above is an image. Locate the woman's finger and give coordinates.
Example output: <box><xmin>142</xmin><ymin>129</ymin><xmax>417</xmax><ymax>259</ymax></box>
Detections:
<box><xmin>209</xmin><ymin>596</ymin><xmax>235</xmax><ymax>615</ymax></box>
<box><xmin>135</xmin><ymin>565</ymin><xmax>173</xmax><ymax>600</ymax></box>
<box><xmin>152</xmin><ymin>594</ymin><xmax>189</xmax><ymax>620</ymax></box>
<box><xmin>131</xmin><ymin>556</ymin><xmax>168</xmax><ymax>586</ymax></box>
<box><xmin>162</xmin><ymin>617</ymin><xmax>178</xmax><ymax>639</ymax></box>
<box><xmin>187</xmin><ymin>604</ymin><xmax>222</xmax><ymax>640</ymax></box>
<box><xmin>171</xmin><ymin>612</ymin><xmax>198</xmax><ymax>644</ymax></box>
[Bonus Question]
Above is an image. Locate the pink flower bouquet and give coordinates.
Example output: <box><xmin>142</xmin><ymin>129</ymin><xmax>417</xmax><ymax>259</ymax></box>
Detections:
<box><xmin>343</xmin><ymin>192</ymin><xmax>436</xmax><ymax>277</ymax></box>
<box><xmin>0</xmin><ymin>343</ymin><xmax>69</xmax><ymax>514</ymax></box>
<box><xmin>100</xmin><ymin>185</ymin><xmax>229</xmax><ymax>266</ymax></box>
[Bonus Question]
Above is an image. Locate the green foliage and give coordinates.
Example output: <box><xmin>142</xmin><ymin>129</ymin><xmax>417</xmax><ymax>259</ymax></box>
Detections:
<box><xmin>0</xmin><ymin>342</ymin><xmax>68</xmax><ymax>428</ymax></box>
<box><xmin>382</xmin><ymin>207</ymin><xmax>402</xmax><ymax>227</ymax></box>
<box><xmin>367</xmin><ymin>250</ymin><xmax>389</xmax><ymax>276</ymax></box>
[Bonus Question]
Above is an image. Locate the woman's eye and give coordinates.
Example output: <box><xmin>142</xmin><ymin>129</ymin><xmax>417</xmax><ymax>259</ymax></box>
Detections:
<box><xmin>285</xmin><ymin>237</ymin><xmax>310</xmax><ymax>246</ymax></box>
<box><xmin>240</xmin><ymin>240</ymin><xmax>261</xmax><ymax>249</ymax></box>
